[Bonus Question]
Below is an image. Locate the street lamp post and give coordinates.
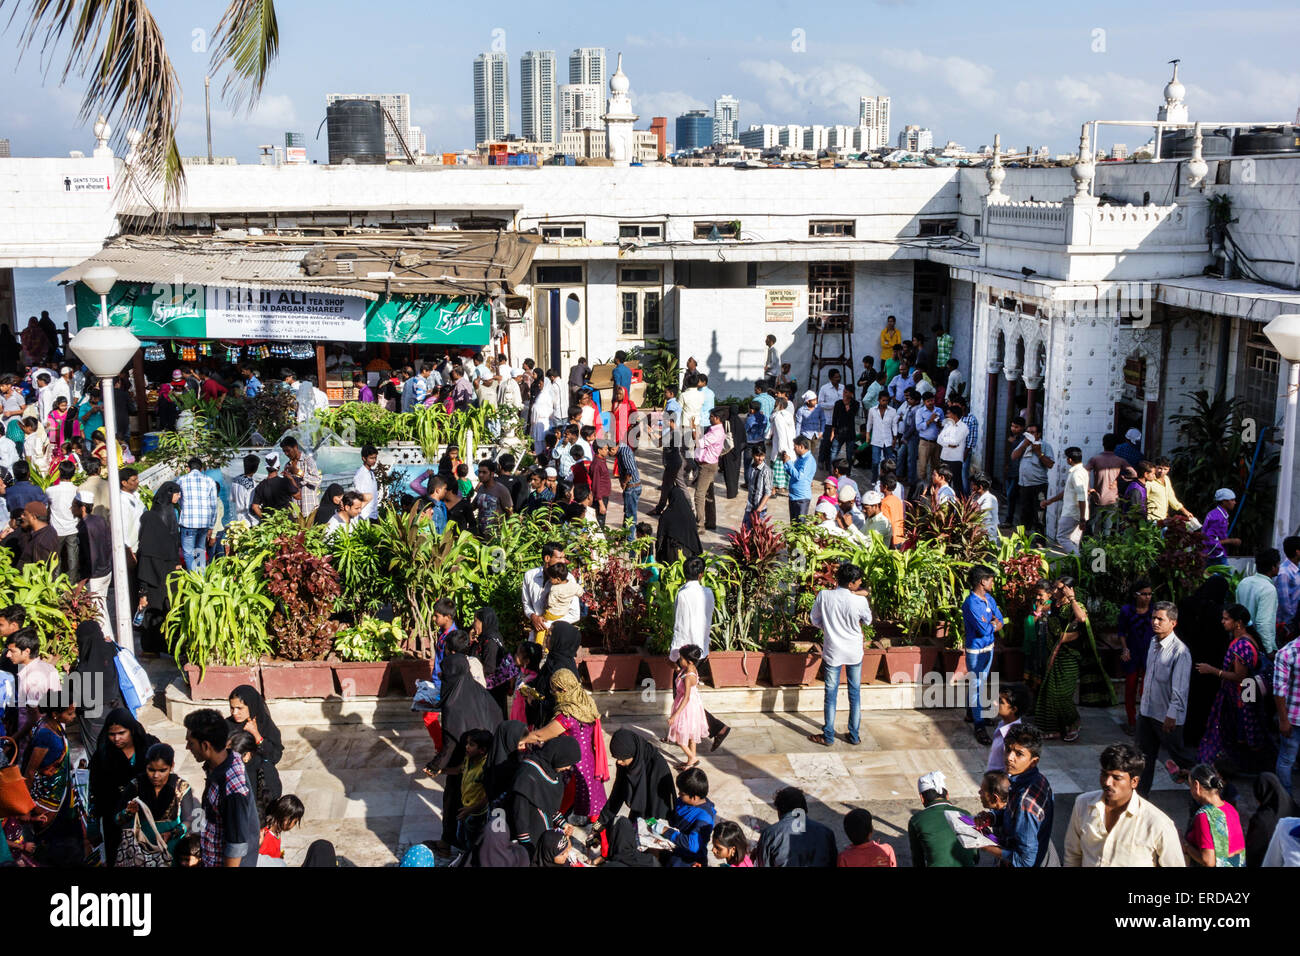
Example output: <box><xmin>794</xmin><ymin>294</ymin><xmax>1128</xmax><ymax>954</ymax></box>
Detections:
<box><xmin>1263</xmin><ymin>313</ymin><xmax>1300</xmax><ymax>546</ymax></box>
<box><xmin>68</xmin><ymin>265</ymin><xmax>140</xmax><ymax>647</ymax></box>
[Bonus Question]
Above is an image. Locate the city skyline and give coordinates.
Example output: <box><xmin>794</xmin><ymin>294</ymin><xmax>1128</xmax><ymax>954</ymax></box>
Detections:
<box><xmin>1</xmin><ymin>1</ymin><xmax>1295</xmax><ymax>163</ymax></box>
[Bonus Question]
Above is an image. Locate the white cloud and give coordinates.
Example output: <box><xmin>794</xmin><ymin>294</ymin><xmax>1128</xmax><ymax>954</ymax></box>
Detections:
<box><xmin>632</xmin><ymin>89</ymin><xmax>706</xmax><ymax>119</ymax></box>
<box><xmin>876</xmin><ymin>48</ymin><xmax>994</xmax><ymax>103</ymax></box>
<box><xmin>738</xmin><ymin>59</ymin><xmax>887</xmax><ymax>123</ymax></box>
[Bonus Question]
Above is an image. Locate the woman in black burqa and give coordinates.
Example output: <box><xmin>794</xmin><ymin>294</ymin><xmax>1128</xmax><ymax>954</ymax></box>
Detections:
<box><xmin>508</xmin><ymin>735</ymin><xmax>581</xmax><ymax>859</ymax></box>
<box><xmin>88</xmin><ymin>707</ymin><xmax>159</xmax><ymax>867</ymax></box>
<box><xmin>72</xmin><ymin>620</ymin><xmax>125</xmax><ymax>751</ymax></box>
<box><xmin>1177</xmin><ymin>573</ymin><xmax>1230</xmax><ymax>746</ymax></box>
<box><xmin>484</xmin><ymin>719</ymin><xmax>527</xmax><ymax>806</ymax></box>
<box><xmin>226</xmin><ymin>683</ymin><xmax>284</xmax><ymax>766</ymax></box>
<box><xmin>655</xmin><ymin>485</ymin><xmax>702</xmax><ymax>563</ymax></box>
<box><xmin>136</xmin><ymin>481</ymin><xmax>181</xmax><ymax>654</ymax></box>
<box><xmin>535</xmin><ymin>621</ymin><xmax>581</xmax><ymax>726</ymax></box>
<box><xmin>592</xmin><ymin>728</ymin><xmax>676</xmax><ymax>832</ymax></box>
<box><xmin>428</xmin><ymin>651</ymin><xmax>502</xmax><ymax>852</ymax></box>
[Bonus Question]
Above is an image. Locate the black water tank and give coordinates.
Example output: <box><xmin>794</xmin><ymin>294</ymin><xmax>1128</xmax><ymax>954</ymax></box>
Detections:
<box><xmin>1159</xmin><ymin>127</ymin><xmax>1234</xmax><ymax>159</ymax></box>
<box><xmin>327</xmin><ymin>99</ymin><xmax>385</xmax><ymax>165</ymax></box>
<box><xmin>1233</xmin><ymin>126</ymin><xmax>1300</xmax><ymax>155</ymax></box>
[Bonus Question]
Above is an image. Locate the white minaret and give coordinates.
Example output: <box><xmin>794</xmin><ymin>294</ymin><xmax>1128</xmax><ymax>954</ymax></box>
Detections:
<box><xmin>604</xmin><ymin>53</ymin><xmax>637</xmax><ymax>166</ymax></box>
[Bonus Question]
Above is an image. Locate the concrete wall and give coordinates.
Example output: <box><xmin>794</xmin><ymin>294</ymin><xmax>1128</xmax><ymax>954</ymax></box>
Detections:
<box><xmin>0</xmin><ymin>155</ymin><xmax>120</xmax><ymax>267</ymax></box>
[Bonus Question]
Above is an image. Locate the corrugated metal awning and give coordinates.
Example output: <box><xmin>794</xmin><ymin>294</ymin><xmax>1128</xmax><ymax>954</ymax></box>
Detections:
<box><xmin>53</xmin><ymin>230</ymin><xmax>541</xmax><ymax>300</ymax></box>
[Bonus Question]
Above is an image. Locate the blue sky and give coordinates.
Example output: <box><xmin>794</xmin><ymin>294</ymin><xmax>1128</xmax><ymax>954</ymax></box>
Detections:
<box><xmin>2</xmin><ymin>0</ymin><xmax>1297</xmax><ymax>162</ymax></box>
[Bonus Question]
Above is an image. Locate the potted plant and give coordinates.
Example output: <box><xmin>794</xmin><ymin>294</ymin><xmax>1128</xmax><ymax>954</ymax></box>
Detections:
<box><xmin>260</xmin><ymin>534</ymin><xmax>342</xmax><ymax>699</ymax></box>
<box><xmin>579</xmin><ymin>551</ymin><xmax>647</xmax><ymax>691</ymax></box>
<box><xmin>164</xmin><ymin>553</ymin><xmax>275</xmax><ymax>700</ymax></box>
<box><xmin>705</xmin><ymin>572</ymin><xmax>764</xmax><ymax>688</ymax></box>
<box><xmin>333</xmin><ymin>618</ymin><xmax>405</xmax><ymax>697</ymax></box>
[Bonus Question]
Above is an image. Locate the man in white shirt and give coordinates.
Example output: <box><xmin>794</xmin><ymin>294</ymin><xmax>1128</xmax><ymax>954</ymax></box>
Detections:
<box><xmin>1235</xmin><ymin>549</ymin><xmax>1280</xmax><ymax>655</ymax></box>
<box><xmin>970</xmin><ymin>472</ymin><xmax>1000</xmax><ymax>543</ymax></box>
<box><xmin>808</xmin><ymin>562</ymin><xmax>873</xmax><ymax>747</ymax></box>
<box><xmin>530</xmin><ymin>376</ymin><xmax>555</xmax><ymax>454</ymax></box>
<box><xmin>1064</xmin><ymin>743</ymin><xmax>1184</xmax><ymax>867</ymax></box>
<box><xmin>1044</xmin><ymin>446</ymin><xmax>1088</xmax><ymax>554</ymax></box>
<box><xmin>937</xmin><ymin>405</ymin><xmax>969</xmax><ymax>495</ymax></box>
<box><xmin>5</xmin><ymin>628</ymin><xmax>63</xmax><ymax>739</ymax></box>
<box><xmin>521</xmin><ymin>542</ymin><xmax>581</xmax><ymax>634</ymax></box>
<box><xmin>230</xmin><ymin>454</ymin><xmax>259</xmax><ymax>526</ymax></box>
<box><xmin>671</xmin><ymin>556</ymin><xmax>731</xmax><ymax>750</ymax></box>
<box><xmin>499</xmin><ymin>367</ymin><xmax>523</xmax><ymax>411</ymax></box>
<box><xmin>353</xmin><ymin>444</ymin><xmax>382</xmax><ymax>520</ymax></box>
<box><xmin>1135</xmin><ymin>602</ymin><xmax>1196</xmax><ymax>796</ymax></box>
<box><xmin>47</xmin><ymin>461</ymin><xmax>80</xmax><ymax>577</ymax></box>
<box><xmin>119</xmin><ymin>468</ymin><xmax>145</xmax><ymax>555</ymax></box>
<box><xmin>864</xmin><ymin>392</ymin><xmax>899</xmax><ymax>482</ymax></box>
<box><xmin>816</xmin><ymin>369</ymin><xmax>844</xmax><ymax>470</ymax></box>
<box><xmin>546</xmin><ymin>369</ymin><xmax>566</xmax><ymax>428</ymax></box>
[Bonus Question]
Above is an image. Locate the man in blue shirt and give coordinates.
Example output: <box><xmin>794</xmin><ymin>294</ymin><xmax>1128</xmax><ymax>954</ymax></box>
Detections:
<box><xmin>787</xmin><ymin>436</ymin><xmax>817</xmax><ymax>520</ymax></box>
<box><xmin>697</xmin><ymin>374</ymin><xmax>716</xmax><ymax>420</ymax></box>
<box><xmin>241</xmin><ymin>366</ymin><xmax>262</xmax><ymax>398</ymax></box>
<box><xmin>961</xmin><ymin>564</ymin><xmax>1004</xmax><ymax>746</ymax></box>
<box><xmin>399</xmin><ymin>366</ymin><xmax>420</xmax><ymax>413</ymax></box>
<box><xmin>612</xmin><ymin>350</ymin><xmax>633</xmax><ymax>396</ymax></box>
<box><xmin>794</xmin><ymin>390</ymin><xmax>823</xmax><ymax>444</ymax></box>
<box><xmin>896</xmin><ymin>390</ymin><xmax>921</xmax><ymax>489</ymax></box>
<box><xmin>976</xmin><ymin>724</ymin><xmax>1056</xmax><ymax>867</ymax></box>
<box><xmin>752</xmin><ymin>381</ymin><xmax>775</xmax><ymax>421</ymax></box>
<box><xmin>914</xmin><ymin>392</ymin><xmax>943</xmax><ymax>485</ymax></box>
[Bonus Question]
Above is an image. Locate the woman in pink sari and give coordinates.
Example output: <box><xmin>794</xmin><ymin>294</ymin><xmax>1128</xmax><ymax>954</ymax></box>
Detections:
<box><xmin>46</xmin><ymin>396</ymin><xmax>83</xmax><ymax>449</ymax></box>
<box><xmin>518</xmin><ymin>669</ymin><xmax>609</xmax><ymax>824</ymax></box>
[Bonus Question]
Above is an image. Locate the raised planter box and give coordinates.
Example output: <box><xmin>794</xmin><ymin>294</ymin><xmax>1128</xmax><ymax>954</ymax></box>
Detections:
<box><xmin>640</xmin><ymin>653</ymin><xmax>676</xmax><ymax>695</ymax></box>
<box><xmin>260</xmin><ymin>661</ymin><xmax>336</xmax><ymax>700</ymax></box>
<box><xmin>395</xmin><ymin>658</ymin><xmax>432</xmax><ymax>696</ymax></box>
<box><xmin>942</xmin><ymin>650</ymin><xmax>969</xmax><ymax>685</ymax></box>
<box><xmin>997</xmin><ymin>647</ymin><xmax>1025</xmax><ymax>683</ymax></box>
<box><xmin>333</xmin><ymin>661</ymin><xmax>393</xmax><ymax>698</ymax></box>
<box><xmin>705</xmin><ymin>650</ymin><xmax>761</xmax><ymax>688</ymax></box>
<box><xmin>861</xmin><ymin>647</ymin><xmax>888</xmax><ymax>685</ymax></box>
<box><xmin>581</xmin><ymin>651</ymin><xmax>642</xmax><ymax>692</ymax></box>
<box><xmin>883</xmin><ymin>646</ymin><xmax>922</xmax><ymax>684</ymax></box>
<box><xmin>182</xmin><ymin>663</ymin><xmax>261</xmax><ymax>702</ymax></box>
<box><xmin>766</xmin><ymin>647</ymin><xmax>823</xmax><ymax>686</ymax></box>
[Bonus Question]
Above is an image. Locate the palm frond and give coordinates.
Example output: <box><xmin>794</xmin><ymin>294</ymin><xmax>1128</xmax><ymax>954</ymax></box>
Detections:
<box><xmin>4</xmin><ymin>0</ymin><xmax>186</xmax><ymax>206</ymax></box>
<box><xmin>209</xmin><ymin>0</ymin><xmax>279</xmax><ymax>109</ymax></box>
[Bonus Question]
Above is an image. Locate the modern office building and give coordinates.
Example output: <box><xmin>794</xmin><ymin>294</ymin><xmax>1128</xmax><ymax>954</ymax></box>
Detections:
<box><xmin>713</xmin><ymin>95</ymin><xmax>740</xmax><ymax>144</ymax></box>
<box><xmin>521</xmin><ymin>50</ymin><xmax>558</xmax><ymax>144</ymax></box>
<box><xmin>859</xmin><ymin>95</ymin><xmax>891</xmax><ymax>150</ymax></box>
<box><xmin>898</xmin><ymin>125</ymin><xmax>933</xmax><ymax>152</ymax></box>
<box><xmin>560</xmin><ymin>83</ymin><xmax>603</xmax><ymax>134</ymax></box>
<box><xmin>675</xmin><ymin>110</ymin><xmax>714</xmax><ymax>151</ymax></box>
<box><xmin>568</xmin><ymin>48</ymin><xmax>606</xmax><ymax>118</ymax></box>
<box><xmin>473</xmin><ymin>52</ymin><xmax>511</xmax><ymax>144</ymax></box>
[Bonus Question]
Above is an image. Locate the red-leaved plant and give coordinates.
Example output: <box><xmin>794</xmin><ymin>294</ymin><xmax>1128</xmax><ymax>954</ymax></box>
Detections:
<box><xmin>265</xmin><ymin>534</ymin><xmax>342</xmax><ymax>660</ymax></box>
<box><xmin>726</xmin><ymin>514</ymin><xmax>785</xmax><ymax>578</ymax></box>
<box><xmin>581</xmin><ymin>554</ymin><xmax>648</xmax><ymax>653</ymax></box>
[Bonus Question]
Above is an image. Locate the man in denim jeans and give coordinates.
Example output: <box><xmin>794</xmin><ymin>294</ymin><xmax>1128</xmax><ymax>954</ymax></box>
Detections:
<box><xmin>177</xmin><ymin>456</ymin><xmax>219</xmax><ymax>571</ymax></box>
<box><xmin>961</xmin><ymin>564</ymin><xmax>1004</xmax><ymax>747</ymax></box>
<box><xmin>807</xmin><ymin>562</ymin><xmax>873</xmax><ymax>746</ymax></box>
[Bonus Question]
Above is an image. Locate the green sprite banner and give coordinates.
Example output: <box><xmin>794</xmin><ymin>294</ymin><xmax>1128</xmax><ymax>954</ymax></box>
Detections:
<box><xmin>74</xmin><ymin>281</ymin><xmax>491</xmax><ymax>346</ymax></box>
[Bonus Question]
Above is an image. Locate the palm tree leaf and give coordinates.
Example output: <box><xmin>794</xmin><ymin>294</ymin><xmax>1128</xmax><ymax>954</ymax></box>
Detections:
<box><xmin>209</xmin><ymin>0</ymin><xmax>279</xmax><ymax>108</ymax></box>
<box><xmin>4</xmin><ymin>0</ymin><xmax>186</xmax><ymax>206</ymax></box>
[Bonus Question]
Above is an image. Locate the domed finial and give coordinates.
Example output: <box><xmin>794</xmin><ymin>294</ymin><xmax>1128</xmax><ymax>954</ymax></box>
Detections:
<box><xmin>93</xmin><ymin>114</ymin><xmax>111</xmax><ymax>147</ymax></box>
<box><xmin>1163</xmin><ymin>59</ymin><xmax>1185</xmax><ymax>107</ymax></box>
<box><xmin>610</xmin><ymin>52</ymin><xmax>630</xmax><ymax>94</ymax></box>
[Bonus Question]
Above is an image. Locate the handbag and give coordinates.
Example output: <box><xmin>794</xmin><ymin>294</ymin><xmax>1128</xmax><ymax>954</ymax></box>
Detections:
<box><xmin>0</xmin><ymin>737</ymin><xmax>35</xmax><ymax>817</ymax></box>
<box><xmin>114</xmin><ymin>798</ymin><xmax>171</xmax><ymax>868</ymax></box>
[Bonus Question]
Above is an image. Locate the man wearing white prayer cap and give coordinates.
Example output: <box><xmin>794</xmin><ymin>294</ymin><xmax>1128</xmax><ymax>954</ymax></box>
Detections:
<box><xmin>1115</xmin><ymin>427</ymin><xmax>1144</xmax><ymax>468</ymax></box>
<box><xmin>907</xmin><ymin>769</ymin><xmax>980</xmax><ymax>867</ymax></box>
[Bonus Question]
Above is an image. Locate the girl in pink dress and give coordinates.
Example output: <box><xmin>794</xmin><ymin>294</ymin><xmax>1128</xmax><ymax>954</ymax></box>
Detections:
<box><xmin>668</xmin><ymin>646</ymin><xmax>708</xmax><ymax>769</ymax></box>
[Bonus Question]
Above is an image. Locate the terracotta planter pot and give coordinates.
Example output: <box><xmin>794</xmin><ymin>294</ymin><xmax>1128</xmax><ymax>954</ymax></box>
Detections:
<box><xmin>705</xmin><ymin>650</ymin><xmax>761</xmax><ymax>688</ymax></box>
<box><xmin>395</xmin><ymin>658</ymin><xmax>433</xmax><ymax>696</ymax></box>
<box><xmin>183</xmin><ymin>664</ymin><xmax>261</xmax><ymax>702</ymax></box>
<box><xmin>333</xmin><ymin>661</ymin><xmax>393</xmax><ymax>698</ymax></box>
<box><xmin>883</xmin><ymin>646</ymin><xmax>922</xmax><ymax>684</ymax></box>
<box><xmin>640</xmin><ymin>653</ymin><xmax>676</xmax><ymax>695</ymax></box>
<box><xmin>766</xmin><ymin>648</ymin><xmax>823</xmax><ymax>686</ymax></box>
<box><xmin>582</xmin><ymin>651</ymin><xmax>642</xmax><ymax>692</ymax></box>
<box><xmin>261</xmin><ymin>662</ymin><xmax>336</xmax><ymax>700</ymax></box>
<box><xmin>915</xmin><ymin>645</ymin><xmax>943</xmax><ymax>678</ymax></box>
<box><xmin>997</xmin><ymin>647</ymin><xmax>1026</xmax><ymax>683</ymax></box>
<box><xmin>860</xmin><ymin>647</ymin><xmax>887</xmax><ymax>684</ymax></box>
<box><xmin>942</xmin><ymin>650</ymin><xmax>969</xmax><ymax>684</ymax></box>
